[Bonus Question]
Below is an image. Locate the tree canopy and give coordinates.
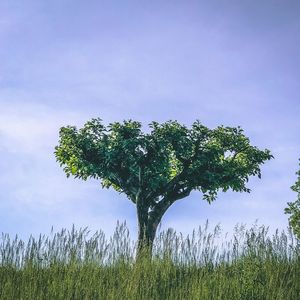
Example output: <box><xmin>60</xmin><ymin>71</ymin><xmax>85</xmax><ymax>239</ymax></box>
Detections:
<box><xmin>55</xmin><ymin>118</ymin><xmax>272</xmax><ymax>204</ymax></box>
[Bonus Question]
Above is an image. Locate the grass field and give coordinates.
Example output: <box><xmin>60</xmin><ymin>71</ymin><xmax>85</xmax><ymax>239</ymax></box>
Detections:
<box><xmin>1</xmin><ymin>222</ymin><xmax>299</xmax><ymax>300</ymax></box>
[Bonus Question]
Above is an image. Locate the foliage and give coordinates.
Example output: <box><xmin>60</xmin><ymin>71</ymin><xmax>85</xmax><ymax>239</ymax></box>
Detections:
<box><xmin>0</xmin><ymin>223</ymin><xmax>299</xmax><ymax>300</ymax></box>
<box><xmin>55</xmin><ymin>118</ymin><xmax>273</xmax><ymax>204</ymax></box>
<box><xmin>285</xmin><ymin>159</ymin><xmax>300</xmax><ymax>238</ymax></box>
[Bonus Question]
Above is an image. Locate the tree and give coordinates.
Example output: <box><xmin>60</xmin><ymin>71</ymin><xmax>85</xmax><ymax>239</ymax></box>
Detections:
<box><xmin>55</xmin><ymin>118</ymin><xmax>273</xmax><ymax>257</ymax></box>
<box><xmin>285</xmin><ymin>159</ymin><xmax>300</xmax><ymax>239</ymax></box>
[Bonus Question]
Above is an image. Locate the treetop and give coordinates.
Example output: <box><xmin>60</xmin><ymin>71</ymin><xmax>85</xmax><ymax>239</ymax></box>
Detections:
<box><xmin>55</xmin><ymin>118</ymin><xmax>273</xmax><ymax>204</ymax></box>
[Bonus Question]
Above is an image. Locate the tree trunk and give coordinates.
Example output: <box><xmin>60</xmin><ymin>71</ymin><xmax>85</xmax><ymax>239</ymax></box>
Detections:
<box><xmin>135</xmin><ymin>194</ymin><xmax>174</xmax><ymax>261</ymax></box>
<box><xmin>137</xmin><ymin>219</ymin><xmax>158</xmax><ymax>258</ymax></box>
<box><xmin>136</xmin><ymin>205</ymin><xmax>159</xmax><ymax>261</ymax></box>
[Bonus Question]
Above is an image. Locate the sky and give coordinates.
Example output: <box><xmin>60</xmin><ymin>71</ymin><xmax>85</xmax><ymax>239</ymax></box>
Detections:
<box><xmin>0</xmin><ymin>0</ymin><xmax>299</xmax><ymax>240</ymax></box>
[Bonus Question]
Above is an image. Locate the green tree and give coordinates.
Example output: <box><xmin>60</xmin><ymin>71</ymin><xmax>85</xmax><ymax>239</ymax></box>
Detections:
<box><xmin>55</xmin><ymin>118</ymin><xmax>273</xmax><ymax>257</ymax></box>
<box><xmin>285</xmin><ymin>159</ymin><xmax>300</xmax><ymax>239</ymax></box>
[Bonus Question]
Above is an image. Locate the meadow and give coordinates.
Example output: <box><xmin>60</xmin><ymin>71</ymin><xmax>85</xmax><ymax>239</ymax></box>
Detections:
<box><xmin>0</xmin><ymin>221</ymin><xmax>299</xmax><ymax>300</ymax></box>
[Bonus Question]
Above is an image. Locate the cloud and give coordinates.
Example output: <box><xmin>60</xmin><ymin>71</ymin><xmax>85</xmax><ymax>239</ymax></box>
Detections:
<box><xmin>0</xmin><ymin>100</ymin><xmax>85</xmax><ymax>154</ymax></box>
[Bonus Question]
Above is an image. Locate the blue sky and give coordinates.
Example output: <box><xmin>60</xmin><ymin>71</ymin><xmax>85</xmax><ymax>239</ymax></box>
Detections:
<box><xmin>0</xmin><ymin>1</ymin><xmax>299</xmax><ymax>239</ymax></box>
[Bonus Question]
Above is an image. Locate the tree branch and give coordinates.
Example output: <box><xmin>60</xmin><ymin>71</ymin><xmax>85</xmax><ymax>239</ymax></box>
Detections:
<box><xmin>107</xmin><ymin>173</ymin><xmax>137</xmax><ymax>203</ymax></box>
<box><xmin>145</xmin><ymin>138</ymin><xmax>201</xmax><ymax>202</ymax></box>
<box><xmin>229</xmin><ymin>146</ymin><xmax>249</xmax><ymax>163</ymax></box>
<box><xmin>148</xmin><ymin>187</ymin><xmax>192</xmax><ymax>228</ymax></box>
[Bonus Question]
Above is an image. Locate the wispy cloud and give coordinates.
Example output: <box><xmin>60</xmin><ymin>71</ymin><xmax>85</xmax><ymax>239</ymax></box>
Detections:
<box><xmin>0</xmin><ymin>101</ymin><xmax>85</xmax><ymax>153</ymax></box>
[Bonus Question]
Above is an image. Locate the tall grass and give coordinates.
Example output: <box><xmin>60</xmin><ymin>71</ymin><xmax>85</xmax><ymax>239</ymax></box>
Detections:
<box><xmin>0</xmin><ymin>222</ymin><xmax>299</xmax><ymax>299</ymax></box>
